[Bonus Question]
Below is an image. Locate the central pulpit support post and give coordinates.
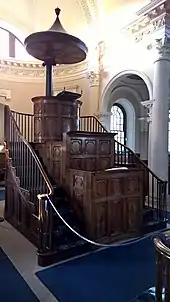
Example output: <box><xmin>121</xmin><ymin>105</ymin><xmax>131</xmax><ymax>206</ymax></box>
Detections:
<box><xmin>42</xmin><ymin>61</ymin><xmax>55</xmax><ymax>97</ymax></box>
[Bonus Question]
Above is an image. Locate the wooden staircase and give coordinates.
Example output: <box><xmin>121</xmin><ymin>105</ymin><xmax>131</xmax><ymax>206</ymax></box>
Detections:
<box><xmin>3</xmin><ymin>105</ymin><xmax>167</xmax><ymax>266</ymax></box>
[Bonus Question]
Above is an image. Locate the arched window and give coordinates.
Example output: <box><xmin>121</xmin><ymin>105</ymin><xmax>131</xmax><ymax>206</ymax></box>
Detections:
<box><xmin>110</xmin><ymin>104</ymin><xmax>126</xmax><ymax>145</ymax></box>
<box><xmin>0</xmin><ymin>26</ymin><xmax>32</xmax><ymax>61</ymax></box>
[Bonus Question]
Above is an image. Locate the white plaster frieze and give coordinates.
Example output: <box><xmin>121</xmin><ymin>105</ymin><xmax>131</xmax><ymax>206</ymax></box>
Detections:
<box><xmin>0</xmin><ymin>59</ymin><xmax>88</xmax><ymax>82</ymax></box>
<box><xmin>123</xmin><ymin>0</ymin><xmax>166</xmax><ymax>44</ymax></box>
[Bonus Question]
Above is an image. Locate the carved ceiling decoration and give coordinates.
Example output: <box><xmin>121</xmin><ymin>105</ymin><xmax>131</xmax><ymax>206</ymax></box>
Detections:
<box><xmin>78</xmin><ymin>0</ymin><xmax>98</xmax><ymax>25</ymax></box>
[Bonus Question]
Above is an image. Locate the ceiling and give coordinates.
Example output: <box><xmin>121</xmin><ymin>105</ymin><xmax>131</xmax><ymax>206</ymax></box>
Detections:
<box><xmin>101</xmin><ymin>0</ymin><xmax>149</xmax><ymax>15</ymax></box>
<box><xmin>0</xmin><ymin>0</ymin><xmax>150</xmax><ymax>44</ymax></box>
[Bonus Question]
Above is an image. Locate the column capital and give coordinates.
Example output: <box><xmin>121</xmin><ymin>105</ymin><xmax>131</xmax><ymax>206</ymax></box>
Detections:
<box><xmin>87</xmin><ymin>71</ymin><xmax>100</xmax><ymax>87</ymax></box>
<box><xmin>155</xmin><ymin>35</ymin><xmax>170</xmax><ymax>59</ymax></box>
<box><xmin>141</xmin><ymin>99</ymin><xmax>155</xmax><ymax>123</ymax></box>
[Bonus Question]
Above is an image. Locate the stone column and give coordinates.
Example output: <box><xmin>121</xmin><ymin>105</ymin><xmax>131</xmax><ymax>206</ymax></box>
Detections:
<box><xmin>150</xmin><ymin>36</ymin><xmax>170</xmax><ymax>181</ymax></box>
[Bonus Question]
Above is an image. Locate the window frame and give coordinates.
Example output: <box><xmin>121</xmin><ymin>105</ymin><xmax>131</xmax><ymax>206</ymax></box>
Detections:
<box><xmin>0</xmin><ymin>26</ymin><xmax>27</xmax><ymax>60</ymax></box>
<box><xmin>110</xmin><ymin>103</ymin><xmax>127</xmax><ymax>146</ymax></box>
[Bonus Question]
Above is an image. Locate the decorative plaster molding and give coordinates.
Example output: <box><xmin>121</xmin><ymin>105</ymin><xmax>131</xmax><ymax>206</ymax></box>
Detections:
<box><xmin>0</xmin><ymin>59</ymin><xmax>88</xmax><ymax>82</ymax></box>
<box><xmin>87</xmin><ymin>70</ymin><xmax>99</xmax><ymax>87</ymax></box>
<box><xmin>141</xmin><ymin>99</ymin><xmax>155</xmax><ymax>123</ymax></box>
<box><xmin>136</xmin><ymin>0</ymin><xmax>165</xmax><ymax>16</ymax></box>
<box><xmin>97</xmin><ymin>41</ymin><xmax>105</xmax><ymax>71</ymax></box>
<box><xmin>78</xmin><ymin>0</ymin><xmax>98</xmax><ymax>25</ymax></box>
<box><xmin>123</xmin><ymin>1</ymin><xmax>166</xmax><ymax>43</ymax></box>
<box><xmin>155</xmin><ymin>35</ymin><xmax>170</xmax><ymax>57</ymax></box>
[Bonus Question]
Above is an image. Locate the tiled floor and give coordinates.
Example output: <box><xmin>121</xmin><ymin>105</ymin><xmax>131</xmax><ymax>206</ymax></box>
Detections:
<box><xmin>0</xmin><ymin>198</ymin><xmax>58</xmax><ymax>302</ymax></box>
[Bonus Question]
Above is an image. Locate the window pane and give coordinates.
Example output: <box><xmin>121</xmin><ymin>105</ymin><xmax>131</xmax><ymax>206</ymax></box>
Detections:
<box><xmin>110</xmin><ymin>104</ymin><xmax>126</xmax><ymax>147</ymax></box>
<box><xmin>15</xmin><ymin>39</ymin><xmax>33</xmax><ymax>61</ymax></box>
<box><xmin>0</xmin><ymin>28</ymin><xmax>9</xmax><ymax>58</ymax></box>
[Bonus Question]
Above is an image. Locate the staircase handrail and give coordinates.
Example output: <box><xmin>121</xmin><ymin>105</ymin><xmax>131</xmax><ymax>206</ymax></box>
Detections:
<box><xmin>81</xmin><ymin>115</ymin><xmax>166</xmax><ymax>184</ymax></box>
<box><xmin>5</xmin><ymin>105</ymin><xmax>53</xmax><ymax>197</ymax></box>
<box><xmin>154</xmin><ymin>232</ymin><xmax>170</xmax><ymax>301</ymax></box>
<box><xmin>5</xmin><ymin>152</ymin><xmax>32</xmax><ymax>208</ymax></box>
<box><xmin>154</xmin><ymin>234</ymin><xmax>170</xmax><ymax>258</ymax></box>
<box><xmin>80</xmin><ymin>115</ymin><xmax>108</xmax><ymax>132</ymax></box>
<box><xmin>114</xmin><ymin>139</ymin><xmax>166</xmax><ymax>184</ymax></box>
<box><xmin>9</xmin><ymin>111</ymin><xmax>167</xmax><ymax>184</ymax></box>
<box><xmin>11</xmin><ymin>110</ymin><xmax>34</xmax><ymax>117</ymax></box>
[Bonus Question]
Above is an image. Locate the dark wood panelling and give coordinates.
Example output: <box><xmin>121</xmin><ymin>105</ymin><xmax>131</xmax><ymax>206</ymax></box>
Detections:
<box><xmin>5</xmin><ymin>162</ymin><xmax>38</xmax><ymax>246</ymax></box>
<box><xmin>67</xmin><ymin>168</ymin><xmax>143</xmax><ymax>243</ymax></box>
<box><xmin>33</xmin><ymin>141</ymin><xmax>63</xmax><ymax>184</ymax></box>
<box><xmin>63</xmin><ymin>131</ymin><xmax>117</xmax><ymax>172</ymax></box>
<box><xmin>32</xmin><ymin>96</ymin><xmax>79</xmax><ymax>142</ymax></box>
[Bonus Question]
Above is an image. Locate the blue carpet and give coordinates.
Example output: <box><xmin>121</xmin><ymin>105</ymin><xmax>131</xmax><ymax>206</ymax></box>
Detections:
<box><xmin>0</xmin><ymin>247</ymin><xmax>39</xmax><ymax>302</ymax></box>
<box><xmin>0</xmin><ymin>189</ymin><xmax>5</xmax><ymax>201</ymax></box>
<box><xmin>36</xmin><ymin>237</ymin><xmax>156</xmax><ymax>302</ymax></box>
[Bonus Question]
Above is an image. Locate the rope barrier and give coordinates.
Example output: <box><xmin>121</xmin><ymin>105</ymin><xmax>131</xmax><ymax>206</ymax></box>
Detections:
<box><xmin>46</xmin><ymin>195</ymin><xmax>168</xmax><ymax>248</ymax></box>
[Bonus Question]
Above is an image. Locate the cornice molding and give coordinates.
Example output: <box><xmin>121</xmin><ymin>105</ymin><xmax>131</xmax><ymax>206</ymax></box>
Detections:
<box><xmin>0</xmin><ymin>59</ymin><xmax>88</xmax><ymax>82</ymax></box>
<box><xmin>136</xmin><ymin>0</ymin><xmax>165</xmax><ymax>16</ymax></box>
<box><xmin>123</xmin><ymin>1</ymin><xmax>166</xmax><ymax>43</ymax></box>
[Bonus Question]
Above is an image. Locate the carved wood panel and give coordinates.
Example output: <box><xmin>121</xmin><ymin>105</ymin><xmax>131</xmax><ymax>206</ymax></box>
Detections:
<box><xmin>33</xmin><ymin>97</ymin><xmax>79</xmax><ymax>142</ymax></box>
<box><xmin>33</xmin><ymin>141</ymin><xmax>63</xmax><ymax>184</ymax></box>
<box><xmin>67</xmin><ymin>168</ymin><xmax>143</xmax><ymax>242</ymax></box>
<box><xmin>72</xmin><ymin>174</ymin><xmax>85</xmax><ymax>220</ymax></box>
<box><xmin>64</xmin><ymin>131</ymin><xmax>115</xmax><ymax>171</ymax></box>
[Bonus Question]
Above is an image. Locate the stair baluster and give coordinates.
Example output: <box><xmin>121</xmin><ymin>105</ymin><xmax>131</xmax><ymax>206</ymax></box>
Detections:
<box><xmin>80</xmin><ymin>115</ymin><xmax>167</xmax><ymax>226</ymax></box>
<box><xmin>4</xmin><ymin>105</ymin><xmax>53</xmax><ymax>249</ymax></box>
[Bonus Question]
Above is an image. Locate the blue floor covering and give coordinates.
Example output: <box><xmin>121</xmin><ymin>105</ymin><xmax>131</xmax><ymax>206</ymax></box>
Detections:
<box><xmin>0</xmin><ymin>189</ymin><xmax>5</xmax><ymax>201</ymax></box>
<box><xmin>36</xmin><ymin>236</ymin><xmax>156</xmax><ymax>302</ymax></box>
<box><xmin>0</xmin><ymin>247</ymin><xmax>39</xmax><ymax>302</ymax></box>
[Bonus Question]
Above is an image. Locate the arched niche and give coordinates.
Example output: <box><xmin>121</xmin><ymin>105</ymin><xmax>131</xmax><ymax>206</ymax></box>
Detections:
<box><xmin>100</xmin><ymin>71</ymin><xmax>150</xmax><ymax>159</ymax></box>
